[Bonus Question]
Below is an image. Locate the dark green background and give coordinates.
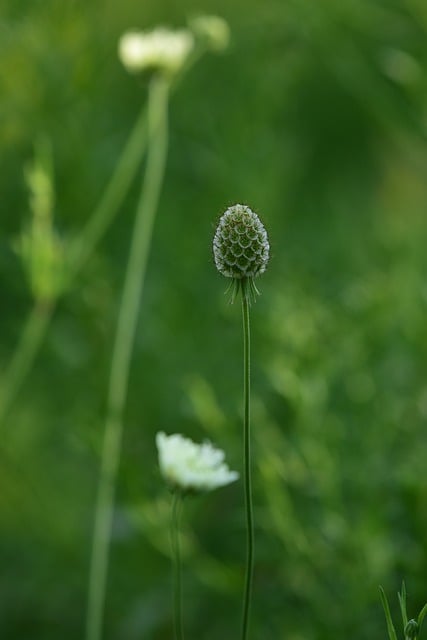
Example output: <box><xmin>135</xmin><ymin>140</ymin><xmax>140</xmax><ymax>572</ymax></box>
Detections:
<box><xmin>2</xmin><ymin>0</ymin><xmax>427</xmax><ymax>638</ymax></box>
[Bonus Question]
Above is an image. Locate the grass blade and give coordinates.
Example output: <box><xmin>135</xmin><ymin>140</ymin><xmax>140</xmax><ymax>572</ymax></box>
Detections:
<box><xmin>380</xmin><ymin>586</ymin><xmax>398</xmax><ymax>640</ymax></box>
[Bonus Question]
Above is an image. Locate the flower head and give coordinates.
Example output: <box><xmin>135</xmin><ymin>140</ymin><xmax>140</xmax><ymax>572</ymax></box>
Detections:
<box><xmin>213</xmin><ymin>204</ymin><xmax>269</xmax><ymax>300</ymax></box>
<box><xmin>118</xmin><ymin>28</ymin><xmax>194</xmax><ymax>76</ymax></box>
<box><xmin>156</xmin><ymin>431</ymin><xmax>239</xmax><ymax>493</ymax></box>
<box><xmin>189</xmin><ymin>15</ymin><xmax>230</xmax><ymax>52</ymax></box>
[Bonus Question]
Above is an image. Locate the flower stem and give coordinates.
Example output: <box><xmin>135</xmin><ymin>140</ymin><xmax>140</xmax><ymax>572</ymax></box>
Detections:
<box><xmin>67</xmin><ymin>104</ymin><xmax>147</xmax><ymax>285</ymax></box>
<box><xmin>0</xmin><ymin>104</ymin><xmax>148</xmax><ymax>432</ymax></box>
<box><xmin>85</xmin><ymin>75</ymin><xmax>170</xmax><ymax>640</ymax></box>
<box><xmin>171</xmin><ymin>492</ymin><xmax>184</xmax><ymax>640</ymax></box>
<box><xmin>0</xmin><ymin>300</ymin><xmax>53</xmax><ymax>428</ymax></box>
<box><xmin>241</xmin><ymin>278</ymin><xmax>254</xmax><ymax>640</ymax></box>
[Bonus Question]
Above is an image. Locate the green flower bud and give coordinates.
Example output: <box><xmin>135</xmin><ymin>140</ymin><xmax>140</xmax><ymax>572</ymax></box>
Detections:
<box><xmin>213</xmin><ymin>204</ymin><xmax>269</xmax><ymax>301</ymax></box>
<box><xmin>213</xmin><ymin>203</ymin><xmax>269</xmax><ymax>278</ymax></box>
<box><xmin>405</xmin><ymin>619</ymin><xmax>419</xmax><ymax>639</ymax></box>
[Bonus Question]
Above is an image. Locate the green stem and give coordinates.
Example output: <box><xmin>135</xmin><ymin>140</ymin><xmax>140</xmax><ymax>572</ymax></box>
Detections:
<box><xmin>0</xmin><ymin>43</ymin><xmax>205</xmax><ymax>431</ymax></box>
<box><xmin>171</xmin><ymin>492</ymin><xmax>184</xmax><ymax>640</ymax></box>
<box><xmin>0</xmin><ymin>300</ymin><xmax>53</xmax><ymax>427</ymax></box>
<box><xmin>85</xmin><ymin>75</ymin><xmax>170</xmax><ymax>640</ymax></box>
<box><xmin>241</xmin><ymin>279</ymin><xmax>254</xmax><ymax>640</ymax></box>
<box><xmin>0</xmin><ymin>104</ymin><xmax>148</xmax><ymax>431</ymax></box>
<box><xmin>67</xmin><ymin>45</ymin><xmax>204</xmax><ymax>286</ymax></box>
<box><xmin>67</xmin><ymin>104</ymin><xmax>147</xmax><ymax>285</ymax></box>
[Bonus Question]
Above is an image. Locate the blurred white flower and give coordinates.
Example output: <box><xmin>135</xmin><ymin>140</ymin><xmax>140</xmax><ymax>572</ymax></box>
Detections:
<box><xmin>118</xmin><ymin>28</ymin><xmax>194</xmax><ymax>75</ymax></box>
<box><xmin>189</xmin><ymin>15</ymin><xmax>230</xmax><ymax>51</ymax></box>
<box><xmin>156</xmin><ymin>431</ymin><xmax>239</xmax><ymax>492</ymax></box>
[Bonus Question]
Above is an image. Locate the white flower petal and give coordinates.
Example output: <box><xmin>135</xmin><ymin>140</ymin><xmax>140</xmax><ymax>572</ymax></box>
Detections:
<box><xmin>156</xmin><ymin>431</ymin><xmax>239</xmax><ymax>492</ymax></box>
<box><xmin>118</xmin><ymin>28</ymin><xmax>194</xmax><ymax>75</ymax></box>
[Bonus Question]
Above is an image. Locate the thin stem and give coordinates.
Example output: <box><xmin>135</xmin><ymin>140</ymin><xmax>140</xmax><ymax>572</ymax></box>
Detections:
<box><xmin>0</xmin><ymin>45</ymin><xmax>205</xmax><ymax>430</ymax></box>
<box><xmin>0</xmin><ymin>300</ymin><xmax>53</xmax><ymax>427</ymax></box>
<box><xmin>67</xmin><ymin>45</ymin><xmax>205</xmax><ymax>286</ymax></box>
<box><xmin>0</xmin><ymin>105</ymin><xmax>148</xmax><ymax>431</ymax></box>
<box><xmin>67</xmin><ymin>104</ymin><xmax>147</xmax><ymax>285</ymax></box>
<box><xmin>171</xmin><ymin>492</ymin><xmax>184</xmax><ymax>640</ymax></box>
<box><xmin>241</xmin><ymin>279</ymin><xmax>254</xmax><ymax>640</ymax></box>
<box><xmin>85</xmin><ymin>75</ymin><xmax>170</xmax><ymax>640</ymax></box>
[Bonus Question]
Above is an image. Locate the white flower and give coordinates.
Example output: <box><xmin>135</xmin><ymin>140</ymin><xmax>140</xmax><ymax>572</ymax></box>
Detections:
<box><xmin>118</xmin><ymin>28</ymin><xmax>194</xmax><ymax>75</ymax></box>
<box><xmin>156</xmin><ymin>431</ymin><xmax>239</xmax><ymax>492</ymax></box>
<box><xmin>189</xmin><ymin>15</ymin><xmax>230</xmax><ymax>51</ymax></box>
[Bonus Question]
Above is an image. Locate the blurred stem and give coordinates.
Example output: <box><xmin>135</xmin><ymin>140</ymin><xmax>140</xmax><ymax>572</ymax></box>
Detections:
<box><xmin>0</xmin><ymin>44</ymin><xmax>206</xmax><ymax>430</ymax></box>
<box><xmin>0</xmin><ymin>300</ymin><xmax>53</xmax><ymax>427</ymax></box>
<box><xmin>171</xmin><ymin>492</ymin><xmax>184</xmax><ymax>640</ymax></box>
<box><xmin>241</xmin><ymin>279</ymin><xmax>254</xmax><ymax>640</ymax></box>
<box><xmin>67</xmin><ymin>103</ymin><xmax>147</xmax><ymax>284</ymax></box>
<box><xmin>67</xmin><ymin>43</ymin><xmax>205</xmax><ymax>285</ymax></box>
<box><xmin>85</xmin><ymin>75</ymin><xmax>170</xmax><ymax>640</ymax></box>
<box><xmin>0</xmin><ymin>104</ymin><xmax>147</xmax><ymax>430</ymax></box>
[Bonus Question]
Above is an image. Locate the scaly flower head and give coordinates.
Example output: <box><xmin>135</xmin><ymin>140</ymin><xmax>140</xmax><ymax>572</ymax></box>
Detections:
<box><xmin>118</xmin><ymin>28</ymin><xmax>194</xmax><ymax>76</ymax></box>
<box><xmin>156</xmin><ymin>431</ymin><xmax>239</xmax><ymax>493</ymax></box>
<box><xmin>213</xmin><ymin>203</ymin><xmax>269</xmax><ymax>300</ymax></box>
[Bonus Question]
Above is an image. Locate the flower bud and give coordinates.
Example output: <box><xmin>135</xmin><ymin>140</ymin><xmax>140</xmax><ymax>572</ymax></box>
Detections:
<box><xmin>213</xmin><ymin>203</ymin><xmax>269</xmax><ymax>285</ymax></box>
<box><xmin>189</xmin><ymin>15</ymin><xmax>230</xmax><ymax>52</ymax></box>
<box><xmin>405</xmin><ymin>619</ymin><xmax>419</xmax><ymax>639</ymax></box>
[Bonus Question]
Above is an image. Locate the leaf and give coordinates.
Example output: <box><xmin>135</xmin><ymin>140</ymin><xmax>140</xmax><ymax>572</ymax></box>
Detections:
<box><xmin>399</xmin><ymin>581</ymin><xmax>408</xmax><ymax>629</ymax></box>
<box><xmin>417</xmin><ymin>602</ymin><xmax>427</xmax><ymax>633</ymax></box>
<box><xmin>380</xmin><ymin>586</ymin><xmax>399</xmax><ymax>640</ymax></box>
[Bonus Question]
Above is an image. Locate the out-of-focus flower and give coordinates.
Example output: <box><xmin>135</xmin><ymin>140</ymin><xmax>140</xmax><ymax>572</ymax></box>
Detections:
<box><xmin>189</xmin><ymin>15</ymin><xmax>230</xmax><ymax>51</ymax></box>
<box><xmin>118</xmin><ymin>28</ymin><xmax>194</xmax><ymax>75</ymax></box>
<box><xmin>156</xmin><ymin>431</ymin><xmax>239</xmax><ymax>492</ymax></box>
<box><xmin>16</xmin><ymin>140</ymin><xmax>67</xmax><ymax>304</ymax></box>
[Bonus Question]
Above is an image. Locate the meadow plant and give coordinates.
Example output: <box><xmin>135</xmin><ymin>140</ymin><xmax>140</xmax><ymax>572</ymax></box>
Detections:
<box><xmin>157</xmin><ymin>432</ymin><xmax>238</xmax><ymax>640</ymax></box>
<box><xmin>6</xmin><ymin>13</ymin><xmax>424</xmax><ymax>640</ymax></box>
<box><xmin>0</xmin><ymin>141</ymin><xmax>62</xmax><ymax>427</ymax></box>
<box><xmin>0</xmin><ymin>15</ymin><xmax>227</xmax><ymax>430</ymax></box>
<box><xmin>85</xmin><ymin>20</ymin><xmax>230</xmax><ymax>640</ymax></box>
<box><xmin>213</xmin><ymin>204</ymin><xmax>270</xmax><ymax>640</ymax></box>
<box><xmin>0</xmin><ymin>14</ymin><xmax>230</xmax><ymax>638</ymax></box>
<box><xmin>0</xmin><ymin>66</ymin><xmax>148</xmax><ymax>428</ymax></box>
<box><xmin>380</xmin><ymin>583</ymin><xmax>427</xmax><ymax>640</ymax></box>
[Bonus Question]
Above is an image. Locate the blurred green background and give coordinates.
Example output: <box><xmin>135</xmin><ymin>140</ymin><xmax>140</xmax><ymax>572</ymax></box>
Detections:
<box><xmin>2</xmin><ymin>0</ymin><xmax>427</xmax><ymax>638</ymax></box>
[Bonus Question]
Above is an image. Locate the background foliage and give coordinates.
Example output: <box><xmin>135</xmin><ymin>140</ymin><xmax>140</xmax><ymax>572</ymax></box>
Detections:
<box><xmin>2</xmin><ymin>0</ymin><xmax>427</xmax><ymax>638</ymax></box>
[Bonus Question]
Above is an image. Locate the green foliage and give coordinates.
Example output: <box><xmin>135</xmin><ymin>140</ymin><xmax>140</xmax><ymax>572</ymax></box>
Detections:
<box><xmin>2</xmin><ymin>1</ymin><xmax>427</xmax><ymax>639</ymax></box>
<box><xmin>380</xmin><ymin>582</ymin><xmax>427</xmax><ymax>640</ymax></box>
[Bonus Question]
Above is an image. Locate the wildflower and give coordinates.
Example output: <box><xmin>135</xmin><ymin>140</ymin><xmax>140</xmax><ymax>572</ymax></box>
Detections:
<box><xmin>213</xmin><ymin>203</ymin><xmax>270</xmax><ymax>300</ymax></box>
<box><xmin>17</xmin><ymin>140</ymin><xmax>66</xmax><ymax>304</ymax></box>
<box><xmin>156</xmin><ymin>431</ymin><xmax>239</xmax><ymax>492</ymax></box>
<box><xmin>189</xmin><ymin>15</ymin><xmax>230</xmax><ymax>51</ymax></box>
<box><xmin>118</xmin><ymin>28</ymin><xmax>194</xmax><ymax>75</ymax></box>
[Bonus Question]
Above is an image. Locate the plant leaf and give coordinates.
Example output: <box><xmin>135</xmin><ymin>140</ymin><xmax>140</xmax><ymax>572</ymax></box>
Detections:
<box><xmin>417</xmin><ymin>602</ymin><xmax>427</xmax><ymax>633</ymax></box>
<box><xmin>380</xmin><ymin>586</ymin><xmax>399</xmax><ymax>640</ymax></box>
<box><xmin>399</xmin><ymin>581</ymin><xmax>408</xmax><ymax>629</ymax></box>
